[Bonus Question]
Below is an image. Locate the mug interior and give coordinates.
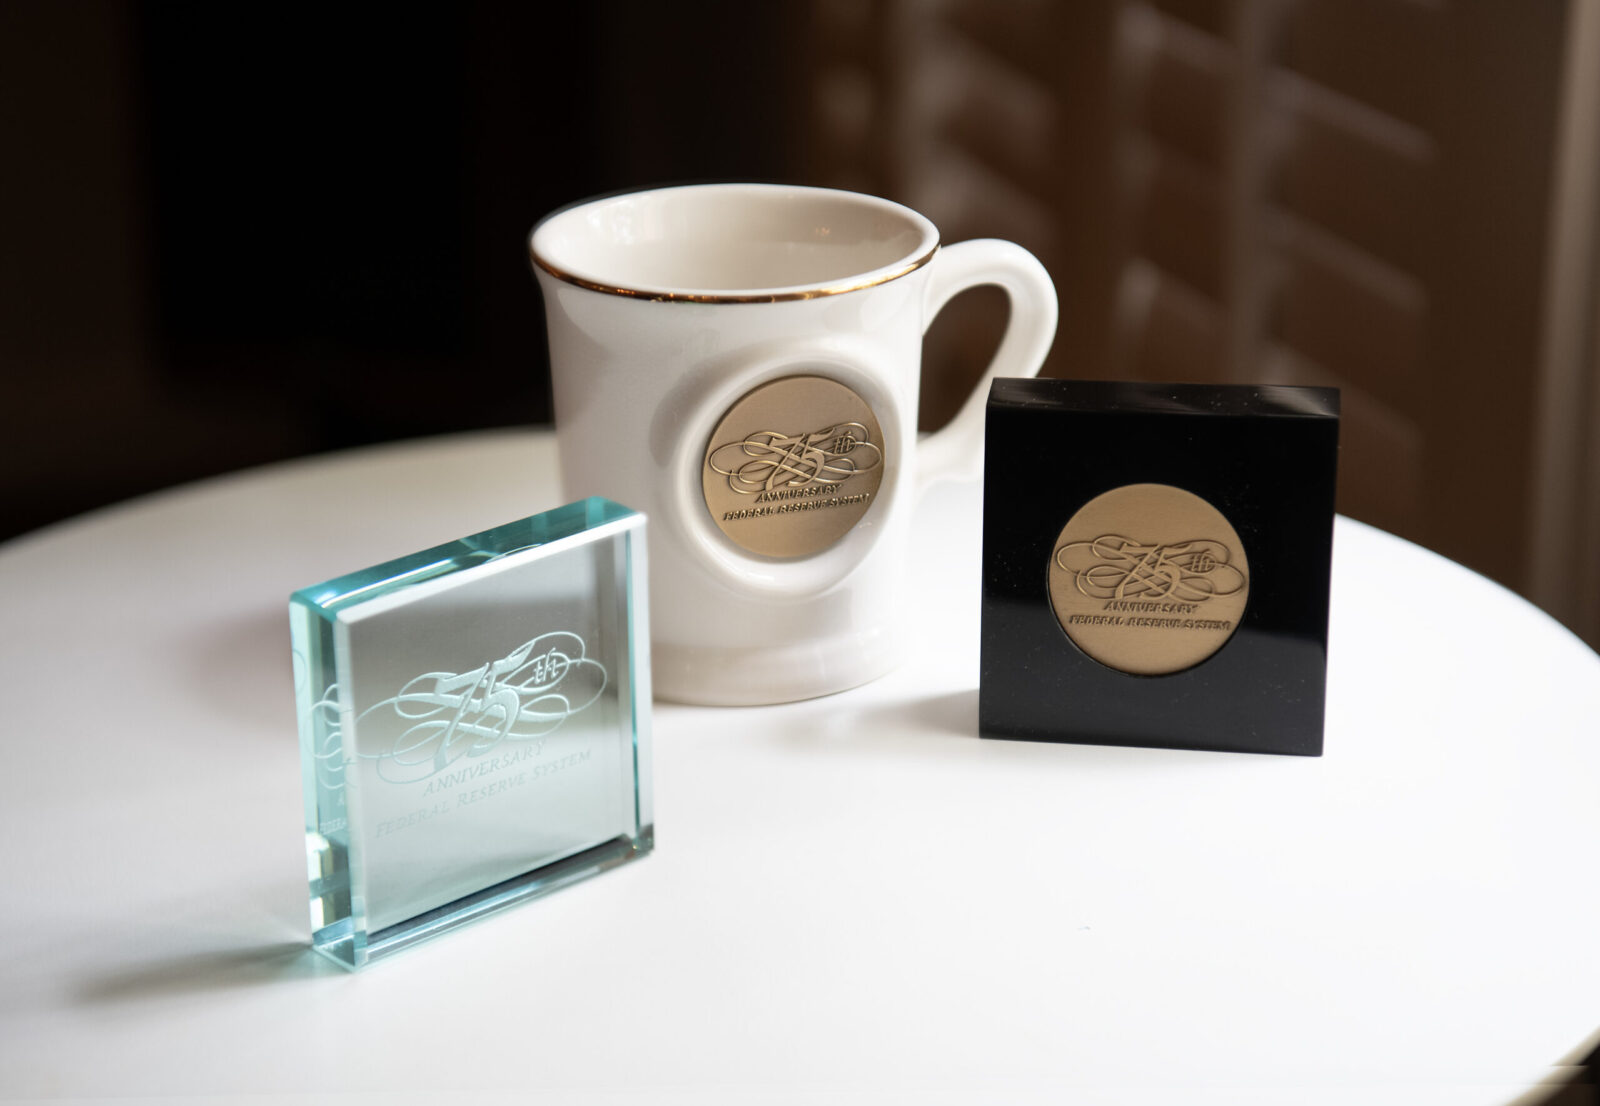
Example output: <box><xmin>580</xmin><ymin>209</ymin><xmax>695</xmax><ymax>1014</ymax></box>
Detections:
<box><xmin>530</xmin><ymin>184</ymin><xmax>939</xmax><ymax>299</ymax></box>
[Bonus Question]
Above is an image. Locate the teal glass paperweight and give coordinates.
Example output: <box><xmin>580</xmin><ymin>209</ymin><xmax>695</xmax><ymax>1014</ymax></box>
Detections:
<box><xmin>289</xmin><ymin>498</ymin><xmax>653</xmax><ymax>970</ymax></box>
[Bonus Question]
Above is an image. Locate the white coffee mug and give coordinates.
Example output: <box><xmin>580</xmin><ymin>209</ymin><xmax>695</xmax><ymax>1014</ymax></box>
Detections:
<box><xmin>530</xmin><ymin>184</ymin><xmax>1056</xmax><ymax>705</ymax></box>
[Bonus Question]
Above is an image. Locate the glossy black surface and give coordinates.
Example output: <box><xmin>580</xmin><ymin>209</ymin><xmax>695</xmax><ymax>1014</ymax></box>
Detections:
<box><xmin>979</xmin><ymin>379</ymin><xmax>1340</xmax><ymax>755</ymax></box>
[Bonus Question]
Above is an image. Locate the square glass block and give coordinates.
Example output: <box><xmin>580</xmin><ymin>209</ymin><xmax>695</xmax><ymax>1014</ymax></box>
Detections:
<box><xmin>290</xmin><ymin>498</ymin><xmax>653</xmax><ymax>970</ymax></box>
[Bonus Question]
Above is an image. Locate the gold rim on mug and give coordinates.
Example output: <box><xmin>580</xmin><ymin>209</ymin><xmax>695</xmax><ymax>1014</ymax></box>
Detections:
<box><xmin>529</xmin><ymin>241</ymin><xmax>942</xmax><ymax>304</ymax></box>
<box><xmin>529</xmin><ymin>184</ymin><xmax>942</xmax><ymax>303</ymax></box>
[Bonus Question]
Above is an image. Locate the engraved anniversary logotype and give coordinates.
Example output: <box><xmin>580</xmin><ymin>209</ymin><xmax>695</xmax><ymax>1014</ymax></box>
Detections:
<box><xmin>702</xmin><ymin>375</ymin><xmax>887</xmax><ymax>558</ymax></box>
<box><xmin>1047</xmin><ymin>483</ymin><xmax>1250</xmax><ymax>675</ymax></box>
<box><xmin>308</xmin><ymin>631</ymin><xmax>607</xmax><ymax>790</ymax></box>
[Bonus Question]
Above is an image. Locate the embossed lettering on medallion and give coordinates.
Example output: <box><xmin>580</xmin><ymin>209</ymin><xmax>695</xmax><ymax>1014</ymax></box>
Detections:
<box><xmin>702</xmin><ymin>375</ymin><xmax>887</xmax><ymax>558</ymax></box>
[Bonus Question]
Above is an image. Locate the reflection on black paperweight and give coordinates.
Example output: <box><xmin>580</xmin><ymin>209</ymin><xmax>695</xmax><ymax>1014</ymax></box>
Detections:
<box><xmin>979</xmin><ymin>379</ymin><xmax>1339</xmax><ymax>756</ymax></box>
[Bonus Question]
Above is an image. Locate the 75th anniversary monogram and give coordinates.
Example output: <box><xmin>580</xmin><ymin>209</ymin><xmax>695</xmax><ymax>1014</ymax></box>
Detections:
<box><xmin>702</xmin><ymin>375</ymin><xmax>887</xmax><ymax>558</ymax></box>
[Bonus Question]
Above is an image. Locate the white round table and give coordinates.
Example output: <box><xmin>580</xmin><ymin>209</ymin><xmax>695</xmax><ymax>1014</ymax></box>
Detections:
<box><xmin>1</xmin><ymin>430</ymin><xmax>1596</xmax><ymax>1105</ymax></box>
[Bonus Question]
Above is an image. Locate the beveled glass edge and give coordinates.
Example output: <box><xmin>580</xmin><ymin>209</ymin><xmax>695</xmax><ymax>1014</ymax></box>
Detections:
<box><xmin>316</xmin><ymin>828</ymin><xmax>655</xmax><ymax>970</ymax></box>
<box><xmin>620</xmin><ymin>517</ymin><xmax>653</xmax><ymax>833</ymax></box>
<box><xmin>290</xmin><ymin>497</ymin><xmax>642</xmax><ymax>620</ymax></box>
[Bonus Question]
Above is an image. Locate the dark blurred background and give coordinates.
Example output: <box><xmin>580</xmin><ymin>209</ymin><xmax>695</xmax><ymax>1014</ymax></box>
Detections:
<box><xmin>3</xmin><ymin>0</ymin><xmax>1599</xmax><ymax>650</ymax></box>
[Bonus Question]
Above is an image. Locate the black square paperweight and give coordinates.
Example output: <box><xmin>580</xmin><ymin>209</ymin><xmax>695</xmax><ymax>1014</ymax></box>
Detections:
<box><xmin>979</xmin><ymin>379</ymin><xmax>1339</xmax><ymax>755</ymax></box>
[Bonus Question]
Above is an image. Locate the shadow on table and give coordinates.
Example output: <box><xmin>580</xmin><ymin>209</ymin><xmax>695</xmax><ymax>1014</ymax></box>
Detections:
<box><xmin>885</xmin><ymin>687</ymin><xmax>979</xmax><ymax>738</ymax></box>
<box><xmin>787</xmin><ymin>687</ymin><xmax>1053</xmax><ymax>749</ymax></box>
<box><xmin>77</xmin><ymin>941</ymin><xmax>340</xmax><ymax>1004</ymax></box>
<box><xmin>180</xmin><ymin>604</ymin><xmax>299</xmax><ymax>738</ymax></box>
<box><xmin>809</xmin><ymin>687</ymin><xmax>1299</xmax><ymax>772</ymax></box>
<box><xmin>762</xmin><ymin>689</ymin><xmax>984</xmax><ymax>752</ymax></box>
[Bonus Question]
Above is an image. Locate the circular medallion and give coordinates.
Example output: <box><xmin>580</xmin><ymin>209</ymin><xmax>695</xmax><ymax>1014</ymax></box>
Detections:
<box><xmin>702</xmin><ymin>375</ymin><xmax>887</xmax><ymax>559</ymax></box>
<box><xmin>1048</xmin><ymin>483</ymin><xmax>1249</xmax><ymax>675</ymax></box>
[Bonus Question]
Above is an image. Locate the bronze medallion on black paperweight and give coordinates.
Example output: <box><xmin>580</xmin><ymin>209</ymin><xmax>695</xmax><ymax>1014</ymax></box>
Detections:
<box><xmin>979</xmin><ymin>378</ymin><xmax>1339</xmax><ymax>757</ymax></box>
<box><xmin>702</xmin><ymin>375</ymin><xmax>886</xmax><ymax>558</ymax></box>
<box><xmin>1048</xmin><ymin>483</ymin><xmax>1249</xmax><ymax>675</ymax></box>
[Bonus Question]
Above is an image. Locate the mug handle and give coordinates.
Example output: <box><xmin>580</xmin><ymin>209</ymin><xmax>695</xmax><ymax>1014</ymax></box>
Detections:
<box><xmin>916</xmin><ymin>239</ymin><xmax>1058</xmax><ymax>491</ymax></box>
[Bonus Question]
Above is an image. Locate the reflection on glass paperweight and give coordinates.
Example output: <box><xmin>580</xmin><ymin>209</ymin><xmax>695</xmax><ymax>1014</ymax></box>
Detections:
<box><xmin>289</xmin><ymin>498</ymin><xmax>653</xmax><ymax>970</ymax></box>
